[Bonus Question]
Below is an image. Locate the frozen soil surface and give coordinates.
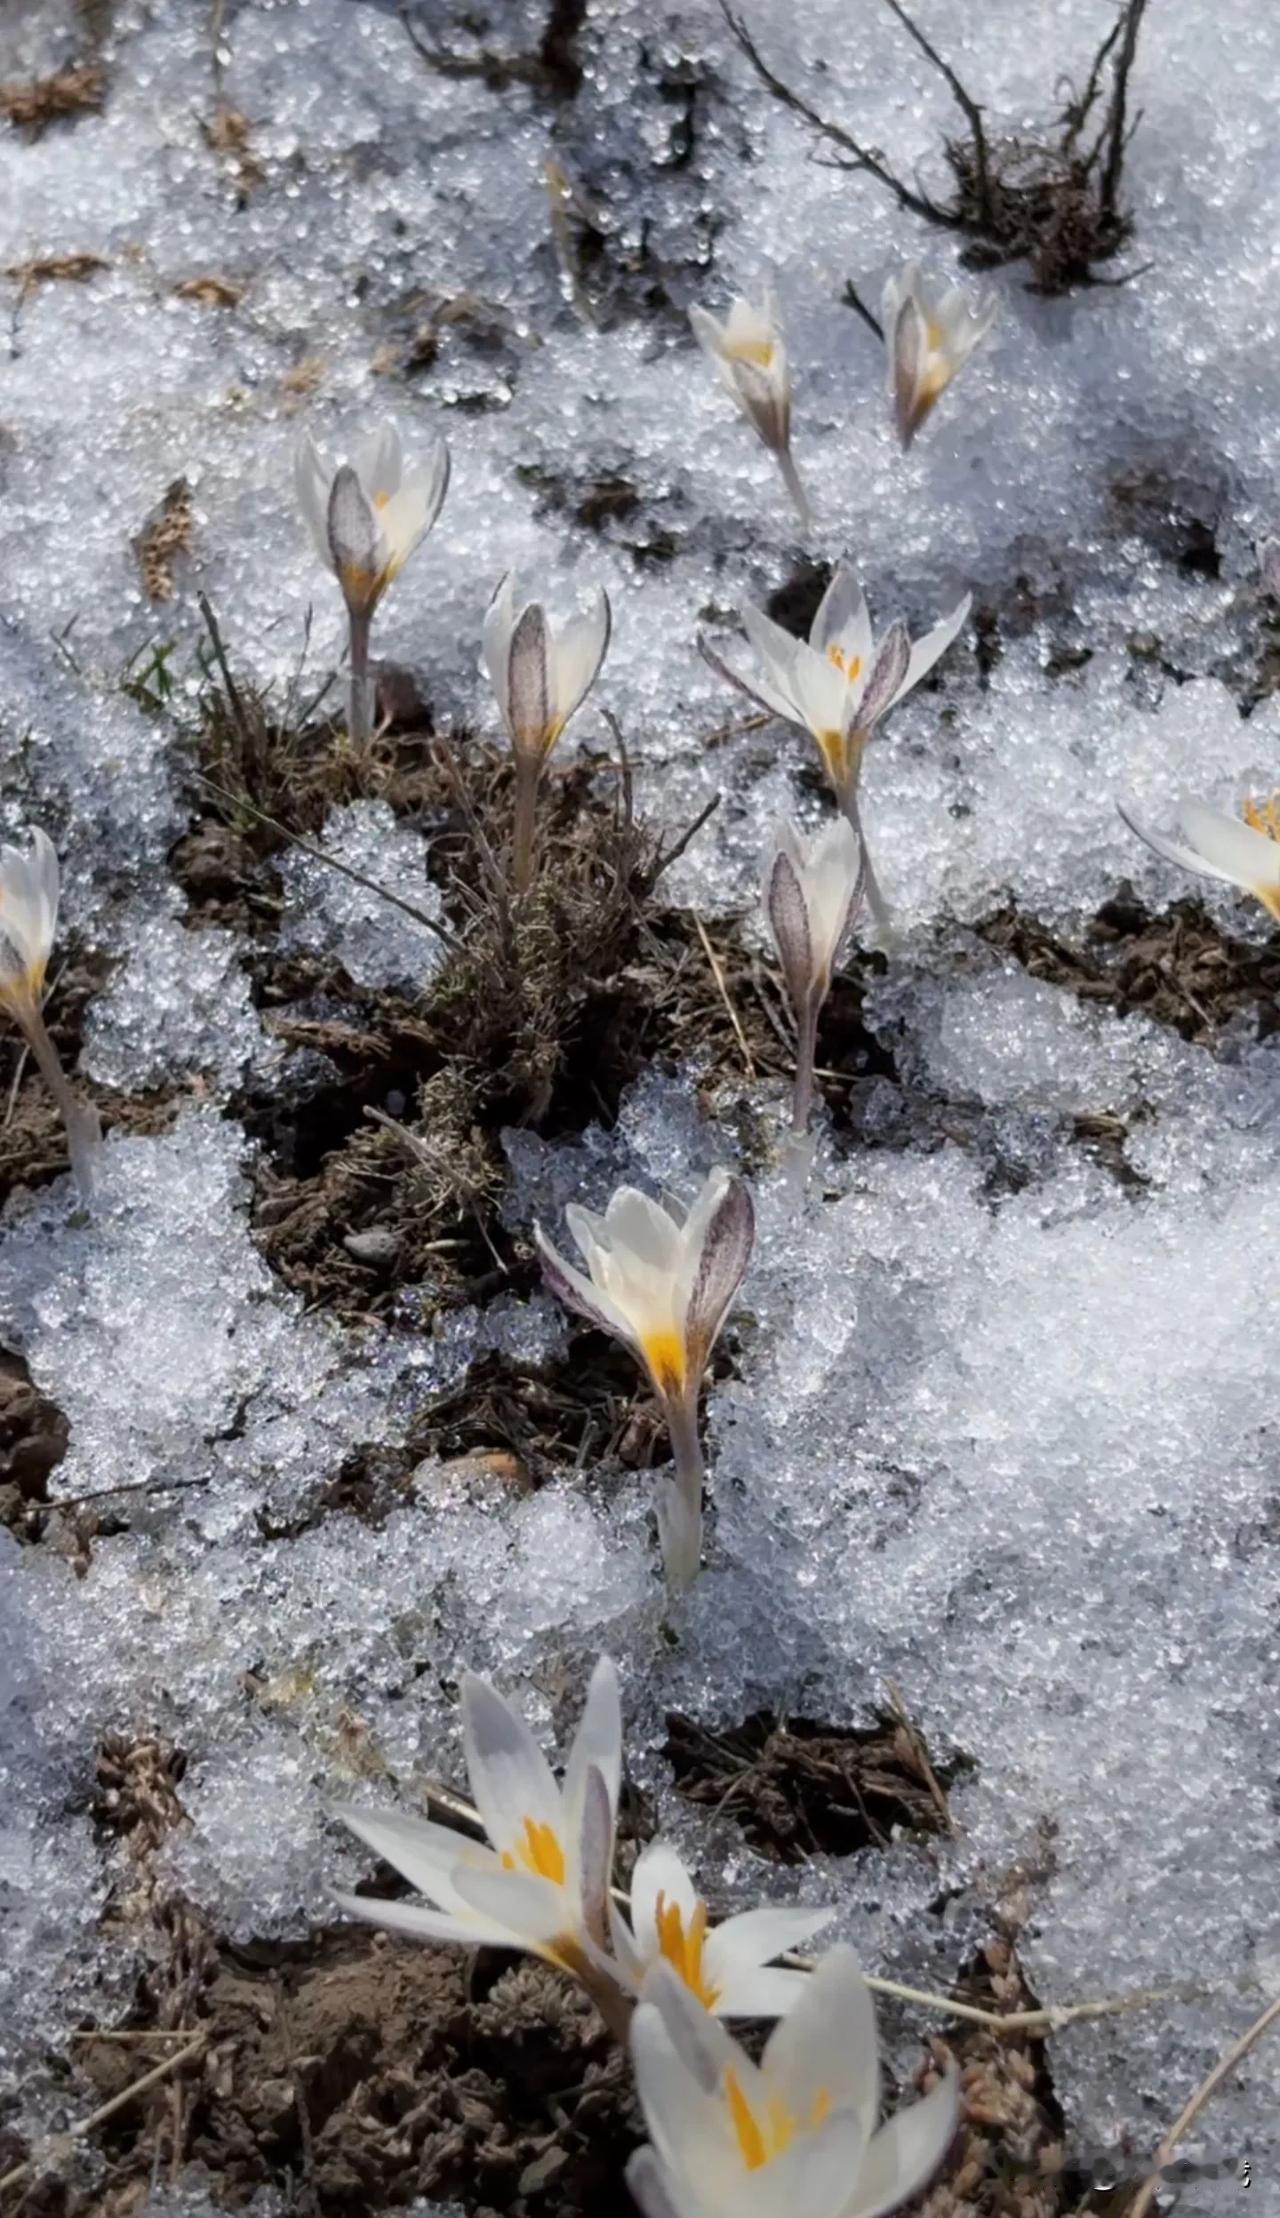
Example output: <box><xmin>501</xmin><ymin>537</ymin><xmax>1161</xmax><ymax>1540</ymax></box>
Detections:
<box><xmin>2</xmin><ymin>1</ymin><xmax>1280</xmax><ymax>2215</ymax></box>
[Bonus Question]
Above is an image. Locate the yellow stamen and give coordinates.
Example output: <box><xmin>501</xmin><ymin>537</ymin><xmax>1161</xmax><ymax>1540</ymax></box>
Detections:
<box><xmin>500</xmin><ymin>1816</ymin><xmax>566</xmax><ymax>1885</ymax></box>
<box><xmin>825</xmin><ymin>645</ymin><xmax>862</xmax><ymax>681</ymax></box>
<box><xmin>725</xmin><ymin>2072</ymin><xmax>832</xmax><ymax>2172</ymax></box>
<box><xmin>641</xmin><ymin>1325</ymin><xmax>687</xmax><ymax>1397</ymax></box>
<box><xmin>727</xmin><ymin>2071</ymin><xmax>769</xmax><ymax>2170</ymax></box>
<box><xmin>373</xmin><ymin>489</ymin><xmax>392</xmax><ymax>509</ymax></box>
<box><xmin>1242</xmin><ymin>792</ymin><xmax>1280</xmax><ymax>842</ymax></box>
<box><xmin>654</xmin><ymin>1893</ymin><xmax>719</xmax><ymax>2007</ymax></box>
<box><xmin>728</xmin><ymin>336</ymin><xmax>775</xmax><ymax>369</ymax></box>
<box><xmin>925</xmin><ymin>319</ymin><xmax>944</xmax><ymax>351</ymax></box>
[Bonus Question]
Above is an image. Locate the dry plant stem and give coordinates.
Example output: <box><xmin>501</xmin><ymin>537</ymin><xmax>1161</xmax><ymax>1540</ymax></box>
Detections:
<box><xmin>22</xmin><ymin>1002</ymin><xmax>98</xmax><ymax>1199</ymax></box>
<box><xmin>775</xmin><ymin>448</ymin><xmax>813</xmax><ymax>535</ymax></box>
<box><xmin>346</xmin><ymin>603</ymin><xmax>373</xmax><ymax>745</ymax></box>
<box><xmin>660</xmin><ymin>1393</ymin><xmax>706</xmax><ymax>1592</ymax></box>
<box><xmin>0</xmin><ymin>2033</ymin><xmax>206</xmax><ymax>2195</ymax></box>
<box><xmin>510</xmin><ymin>753</ymin><xmax>542</xmax><ymax>893</ymax></box>
<box><xmin>1126</xmin><ymin>1990</ymin><xmax>1280</xmax><ymax>2218</ymax></box>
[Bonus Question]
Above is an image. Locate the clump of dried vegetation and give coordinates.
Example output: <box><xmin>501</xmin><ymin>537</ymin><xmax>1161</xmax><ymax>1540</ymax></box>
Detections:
<box><xmin>724</xmin><ymin>0</ymin><xmax>1150</xmax><ymax>295</ymax></box>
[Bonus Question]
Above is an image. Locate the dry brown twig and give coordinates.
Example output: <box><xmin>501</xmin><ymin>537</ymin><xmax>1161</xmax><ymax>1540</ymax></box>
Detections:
<box><xmin>1126</xmin><ymin>1991</ymin><xmax>1280</xmax><ymax>2218</ymax></box>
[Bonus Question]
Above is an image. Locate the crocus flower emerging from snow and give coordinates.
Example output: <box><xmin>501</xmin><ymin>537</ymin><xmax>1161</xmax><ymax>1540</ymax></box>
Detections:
<box><xmin>610</xmin><ymin>1838</ymin><xmax>833</xmax><ymax>2018</ymax></box>
<box><xmin>706</xmin><ymin>562</ymin><xmax>970</xmax><ymax>930</ymax></box>
<box><xmin>296</xmin><ymin>422</ymin><xmax>449</xmax><ymax>743</ymax></box>
<box><xmin>882</xmin><ymin>263</ymin><xmax>996</xmax><ymax>451</ymax></box>
<box><xmin>535</xmin><ymin>1170</ymin><xmax>754</xmax><ymax>1591</ymax></box>
<box><xmin>1119</xmin><ymin>793</ymin><xmax>1280</xmax><ymax>922</ymax></box>
<box><xmin>767</xmin><ymin>816</ymin><xmax>863</xmax><ymax>1136</ymax></box>
<box><xmin>627</xmin><ymin>1946</ymin><xmax>958</xmax><ymax>2218</ymax></box>
<box><xmin>0</xmin><ymin>829</ymin><xmax>99</xmax><ymax>1202</ymax></box>
<box><xmin>334</xmin><ymin>1656</ymin><xmax>630</xmax><ymax>2037</ymax></box>
<box><xmin>689</xmin><ymin>292</ymin><xmax>811</xmax><ymax>531</ymax></box>
<box><xmin>482</xmin><ymin>572</ymin><xmax>612</xmax><ymax>891</ymax></box>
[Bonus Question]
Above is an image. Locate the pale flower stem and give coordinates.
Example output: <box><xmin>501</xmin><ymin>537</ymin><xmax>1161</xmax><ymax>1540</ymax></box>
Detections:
<box><xmin>570</xmin><ymin>1952</ymin><xmax>636</xmax><ymax>2047</ymax></box>
<box><xmin>841</xmin><ymin>785</ymin><xmax>894</xmax><ymax>943</ymax></box>
<box><xmin>791</xmin><ymin>998</ymin><xmax>819</xmax><ymax>1135</ymax></box>
<box><xmin>347</xmin><ymin>605</ymin><xmax>374</xmax><ymax>744</ymax></box>
<box><xmin>511</xmin><ymin>755</ymin><xmax>541</xmax><ymax>894</ymax></box>
<box><xmin>22</xmin><ymin>1002</ymin><xmax>100</xmax><ymax>1202</ymax></box>
<box><xmin>659</xmin><ymin>1393</ymin><xmax>705</xmax><ymax>1592</ymax></box>
<box><xmin>775</xmin><ymin>446</ymin><xmax>813</xmax><ymax>535</ymax></box>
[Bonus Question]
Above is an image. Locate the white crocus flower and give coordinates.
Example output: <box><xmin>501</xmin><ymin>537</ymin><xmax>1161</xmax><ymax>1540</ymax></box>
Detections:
<box><xmin>706</xmin><ymin>562</ymin><xmax>970</xmax><ymax>931</ymax></box>
<box><xmin>535</xmin><ymin>1169</ymin><xmax>754</xmax><ymax>1591</ymax></box>
<box><xmin>295</xmin><ymin>422</ymin><xmax>449</xmax><ymax>742</ymax></box>
<box><xmin>610</xmin><ymin>1839</ymin><xmax>833</xmax><ymax>2018</ymax></box>
<box><xmin>881</xmin><ymin>263</ymin><xmax>996</xmax><ymax>451</ymax></box>
<box><xmin>689</xmin><ymin>292</ymin><xmax>811</xmax><ymax>531</ymax></box>
<box><xmin>0</xmin><ymin>829</ymin><xmax>99</xmax><ymax>1202</ymax></box>
<box><xmin>1119</xmin><ymin>794</ymin><xmax>1280</xmax><ymax>922</ymax></box>
<box><xmin>481</xmin><ymin>572</ymin><xmax>612</xmax><ymax>891</ymax></box>
<box><xmin>334</xmin><ymin>1656</ymin><xmax>630</xmax><ymax>2038</ymax></box>
<box><xmin>627</xmin><ymin>1946</ymin><xmax>959</xmax><ymax>2218</ymax></box>
<box><xmin>766</xmin><ymin>816</ymin><xmax>864</xmax><ymax>1136</ymax></box>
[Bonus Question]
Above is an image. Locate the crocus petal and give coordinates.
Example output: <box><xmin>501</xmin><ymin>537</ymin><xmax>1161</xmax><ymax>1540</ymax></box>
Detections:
<box><xmin>703</xmin><ymin>1903</ymin><xmax>836</xmax><ymax>1985</ymax></box>
<box><xmin>767</xmin><ymin>844</ymin><xmax>816</xmax><ymax>1016</ymax></box>
<box><xmin>352</xmin><ymin>421</ymin><xmax>402</xmax><ymax>502</ymax></box>
<box><xmin>294</xmin><ymin>431</ymin><xmax>334</xmax><ymax>564</ymax></box>
<box><xmin>561</xmin><ymin>1655</ymin><xmax>623</xmax><ymax>1845</ymax></box>
<box><xmin>688</xmin><ymin>303</ymin><xmax>728</xmax><ymax>364</ymax></box>
<box><xmin>533</xmin><ymin>1224</ymin><xmax>640</xmax><ymax>1350</ymax></box>
<box><xmin>857</xmin><ymin>622</ymin><xmax>912</xmax><ymax>731</ymax></box>
<box><xmin>574</xmin><ymin>1760</ymin><xmax>614</xmax><ymax>1950</ymax></box>
<box><xmin>629</xmin><ymin>1840</ymin><xmax>702</xmax><ymax>1944</ymax></box>
<box><xmin>333</xmin><ymin>1891</ymin><xmax>510</xmax><ymax>1949</ymax></box>
<box><xmin>891</xmin><ymin>293</ymin><xmax>930</xmax><ymax>449</ymax></box>
<box><xmin>481</xmin><ymin>571</ymin><xmax>517</xmax><ymax>723</ymax></box>
<box><xmin>810</xmin><ymin>563</ymin><xmax>873</xmax><ymax>672</ymax></box>
<box><xmin>332</xmin><ymin>1802</ymin><xmax>499</xmax><ymax>1916</ymax></box>
<box><xmin>740</xmin><ymin>2112</ymin><xmax>869</xmax><ymax>2218</ymax></box>
<box><xmin>461</xmin><ymin>1671</ymin><xmax>564</xmax><ymax>1862</ymax></box>
<box><xmin>450</xmin><ymin>1863</ymin><xmax>570</xmax><ymax>1950</ymax></box>
<box><xmin>598</xmin><ymin>1186</ymin><xmax>687</xmax><ymax>1273</ymax></box>
<box><xmin>625</xmin><ymin>2148</ymin><xmax>696</xmax><ymax>2218</ymax></box>
<box><xmin>890</xmin><ymin>595</ymin><xmax>971</xmax><ymax>707</ymax></box>
<box><xmin>505</xmin><ymin>601</ymin><xmax>553</xmax><ymax>753</ymax></box>
<box><xmin>806</xmin><ymin>815</ymin><xmax>863</xmax><ymax>970</ymax></box>
<box><xmin>706</xmin><ymin>1962</ymin><xmax>812</xmax><ymax>2018</ymax></box>
<box><xmin>632</xmin><ymin>1983</ymin><xmax>735</xmax><ymax>2140</ymax></box>
<box><xmin>551</xmin><ymin>589</ymin><xmax>611</xmax><ymax>730</ymax></box>
<box><xmin>785</xmin><ymin>641</ymin><xmax>857</xmax><ymax>745</ymax></box>
<box><xmin>680</xmin><ymin>1171</ymin><xmax>753</xmax><ymax>1370</ymax></box>
<box><xmin>847</xmin><ymin>2071</ymin><xmax>960</xmax><ymax>2218</ymax></box>
<box><xmin>698</xmin><ymin>635</ymin><xmax>802</xmax><ymax>726</ymax></box>
<box><xmin>1180</xmin><ymin>799</ymin><xmax>1280</xmax><ymax>890</ymax></box>
<box><xmin>766</xmin><ymin>1944</ymin><xmax>879</xmax><ymax>2138</ymax></box>
<box><xmin>327</xmin><ymin>464</ymin><xmax>383</xmax><ymax>609</ymax></box>
<box><xmin>1116</xmin><ymin>804</ymin><xmax>1244</xmax><ymax>889</ymax></box>
<box><xmin>741</xmin><ymin>601</ymin><xmax>806</xmax><ymax>692</ymax></box>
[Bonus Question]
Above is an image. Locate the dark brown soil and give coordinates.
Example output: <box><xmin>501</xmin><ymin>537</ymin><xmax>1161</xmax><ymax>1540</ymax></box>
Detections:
<box><xmin>981</xmin><ymin>888</ymin><xmax>1280</xmax><ymax>1043</ymax></box>
<box><xmin>0</xmin><ymin>949</ymin><xmax>181</xmax><ymax>1214</ymax></box>
<box><xmin>664</xmin><ymin>1705</ymin><xmax>963</xmax><ymax>1864</ymax></box>
<box><xmin>0</xmin><ymin>1347</ymin><xmax>69</xmax><ymax>1541</ymax></box>
<box><xmin>71</xmin><ymin>1930</ymin><xmax>637</xmax><ymax>2218</ymax></box>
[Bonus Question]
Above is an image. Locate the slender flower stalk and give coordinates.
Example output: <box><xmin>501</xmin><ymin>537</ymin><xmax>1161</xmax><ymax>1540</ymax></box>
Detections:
<box><xmin>296</xmin><ymin>423</ymin><xmax>449</xmax><ymax>743</ymax></box>
<box><xmin>882</xmin><ymin>264</ymin><xmax>996</xmax><ymax>451</ymax></box>
<box><xmin>766</xmin><ymin>817</ymin><xmax>864</xmax><ymax>1135</ymax></box>
<box><xmin>482</xmin><ymin>573</ymin><xmax>612</xmax><ymax>892</ymax></box>
<box><xmin>627</xmin><ymin>1946</ymin><xmax>959</xmax><ymax>2218</ymax></box>
<box><xmin>610</xmin><ymin>1838</ymin><xmax>833</xmax><ymax>2018</ymax></box>
<box><xmin>704</xmin><ymin>563</ymin><xmax>969</xmax><ymax>933</ymax></box>
<box><xmin>334</xmin><ymin>1657</ymin><xmax>632</xmax><ymax>2040</ymax></box>
<box><xmin>535</xmin><ymin>1171</ymin><xmax>754</xmax><ymax>1590</ymax></box>
<box><xmin>0</xmin><ymin>830</ymin><xmax>99</xmax><ymax>1202</ymax></box>
<box><xmin>689</xmin><ymin>292</ymin><xmax>811</xmax><ymax>531</ymax></box>
<box><xmin>1118</xmin><ymin>793</ymin><xmax>1280</xmax><ymax>921</ymax></box>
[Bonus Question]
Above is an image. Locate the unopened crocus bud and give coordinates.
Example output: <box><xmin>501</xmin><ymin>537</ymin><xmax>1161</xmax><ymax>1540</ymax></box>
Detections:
<box><xmin>882</xmin><ymin>263</ymin><xmax>996</xmax><ymax>450</ymax></box>
<box><xmin>535</xmin><ymin>1170</ymin><xmax>754</xmax><ymax>1590</ymax></box>
<box><xmin>766</xmin><ymin>815</ymin><xmax>863</xmax><ymax>1135</ymax></box>
<box><xmin>0</xmin><ymin>829</ymin><xmax>99</xmax><ymax>1201</ymax></box>
<box><xmin>689</xmin><ymin>291</ymin><xmax>811</xmax><ymax>530</ymax></box>
<box><xmin>482</xmin><ymin>573</ymin><xmax>611</xmax><ymax>891</ymax></box>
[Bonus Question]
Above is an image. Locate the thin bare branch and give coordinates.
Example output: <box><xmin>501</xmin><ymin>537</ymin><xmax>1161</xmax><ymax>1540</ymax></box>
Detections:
<box><xmin>879</xmin><ymin>0</ymin><xmax>991</xmax><ymax>221</ymax></box>
<box><xmin>1098</xmin><ymin>0</ymin><xmax>1149</xmax><ymax>217</ymax></box>
<box><xmin>719</xmin><ymin>0</ymin><xmax>957</xmax><ymax>228</ymax></box>
<box><xmin>840</xmin><ymin>278</ymin><xmax>886</xmax><ymax>342</ymax></box>
<box><xmin>1127</xmin><ymin>1990</ymin><xmax>1280</xmax><ymax>2218</ymax></box>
